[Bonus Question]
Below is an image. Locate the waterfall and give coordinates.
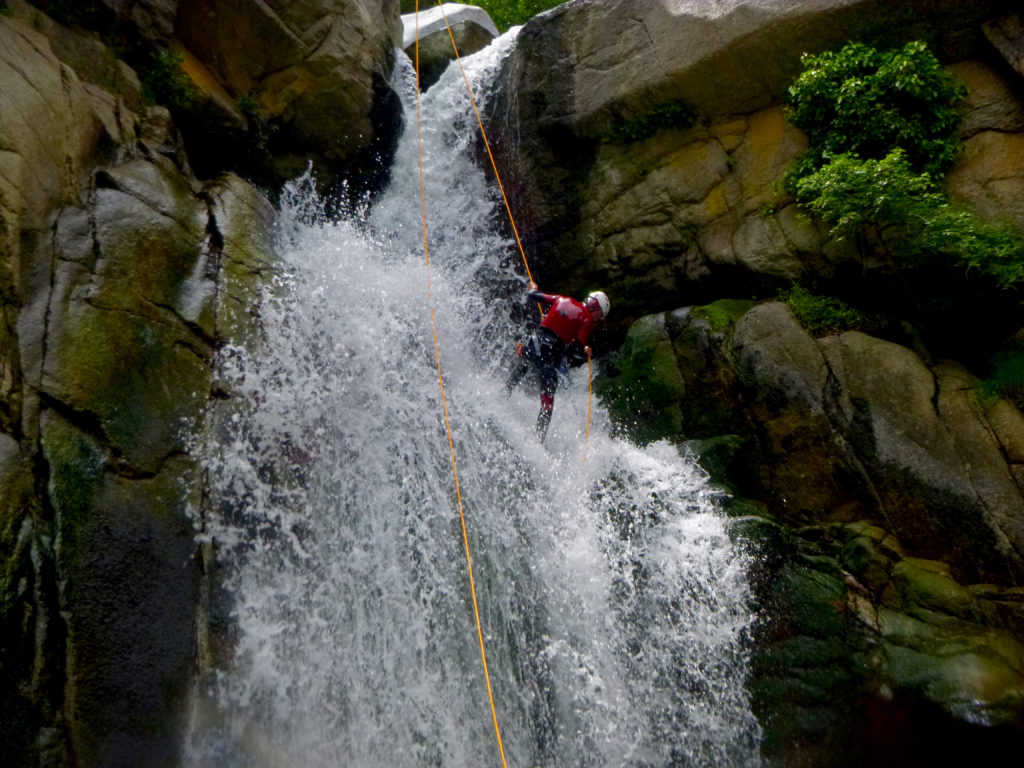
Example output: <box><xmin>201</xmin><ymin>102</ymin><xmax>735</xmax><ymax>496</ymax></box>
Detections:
<box><xmin>185</xmin><ymin>28</ymin><xmax>762</xmax><ymax>768</ymax></box>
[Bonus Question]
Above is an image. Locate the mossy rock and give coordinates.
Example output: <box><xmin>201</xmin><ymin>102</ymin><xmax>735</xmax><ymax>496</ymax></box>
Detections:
<box><xmin>683</xmin><ymin>434</ymin><xmax>748</xmax><ymax>486</ymax></box>
<box><xmin>892</xmin><ymin>558</ymin><xmax>982</xmax><ymax>623</ymax></box>
<box><xmin>205</xmin><ymin>174</ymin><xmax>279</xmax><ymax>350</ymax></box>
<box><xmin>771</xmin><ymin>564</ymin><xmax>848</xmax><ymax>639</ymax></box>
<box><xmin>44</xmin><ymin>301</ymin><xmax>210</xmax><ymax>472</ymax></box>
<box><xmin>882</xmin><ymin>639</ymin><xmax>1024</xmax><ymax>726</ymax></box>
<box><xmin>692</xmin><ymin>298</ymin><xmax>759</xmax><ymax>333</ymax></box>
<box><xmin>597</xmin><ymin>312</ymin><xmax>686</xmax><ymax>442</ymax></box>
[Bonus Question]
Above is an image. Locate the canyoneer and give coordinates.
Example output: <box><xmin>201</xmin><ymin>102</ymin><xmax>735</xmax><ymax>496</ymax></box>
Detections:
<box><xmin>506</xmin><ymin>281</ymin><xmax>610</xmax><ymax>441</ymax></box>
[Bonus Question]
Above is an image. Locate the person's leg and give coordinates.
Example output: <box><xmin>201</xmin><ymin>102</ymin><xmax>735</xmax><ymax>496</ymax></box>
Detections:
<box><xmin>505</xmin><ymin>341</ymin><xmax>532</xmax><ymax>394</ymax></box>
<box><xmin>536</xmin><ymin>367</ymin><xmax>558</xmax><ymax>441</ymax></box>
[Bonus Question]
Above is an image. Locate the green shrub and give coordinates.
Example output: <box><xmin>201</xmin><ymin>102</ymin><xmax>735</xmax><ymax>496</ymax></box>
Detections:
<box><xmin>792</xmin><ymin>149</ymin><xmax>939</xmax><ymax>240</ymax></box>
<box><xmin>978</xmin><ymin>350</ymin><xmax>1024</xmax><ymax>409</ymax></box>
<box><xmin>794</xmin><ymin>148</ymin><xmax>1024</xmax><ymax>288</ymax></box>
<box><xmin>478</xmin><ymin>0</ymin><xmax>565</xmax><ymax>31</ymax></box>
<box><xmin>786</xmin><ymin>40</ymin><xmax>964</xmax><ymax>188</ymax></box>
<box><xmin>787</xmin><ymin>40</ymin><xmax>1024</xmax><ymax>290</ymax></box>
<box><xmin>604</xmin><ymin>100</ymin><xmax>697</xmax><ymax>144</ymax></box>
<box><xmin>140</xmin><ymin>50</ymin><xmax>199</xmax><ymax>110</ymax></box>
<box><xmin>781</xmin><ymin>286</ymin><xmax>864</xmax><ymax>336</ymax></box>
<box><xmin>401</xmin><ymin>0</ymin><xmax>564</xmax><ymax>31</ymax></box>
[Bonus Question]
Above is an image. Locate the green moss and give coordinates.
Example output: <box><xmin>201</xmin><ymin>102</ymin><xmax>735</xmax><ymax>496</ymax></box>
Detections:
<box><xmin>237</xmin><ymin>95</ymin><xmax>258</xmax><ymax>117</ymax></box>
<box><xmin>52</xmin><ymin>304</ymin><xmax>208</xmax><ymax>469</ymax></box>
<box><xmin>781</xmin><ymin>286</ymin><xmax>864</xmax><ymax>336</ymax></box>
<box><xmin>684</xmin><ymin>434</ymin><xmax>748</xmax><ymax>486</ymax></box>
<box><xmin>41</xmin><ymin>414</ymin><xmax>106</xmax><ymax>539</ymax></box>
<box><xmin>692</xmin><ymin>298</ymin><xmax>758</xmax><ymax>332</ymax></box>
<box><xmin>775</xmin><ymin>566</ymin><xmax>848</xmax><ymax>638</ymax></box>
<box><xmin>604</xmin><ymin>100</ymin><xmax>697</xmax><ymax>144</ymax></box>
<box><xmin>598</xmin><ymin>314</ymin><xmax>688</xmax><ymax>442</ymax></box>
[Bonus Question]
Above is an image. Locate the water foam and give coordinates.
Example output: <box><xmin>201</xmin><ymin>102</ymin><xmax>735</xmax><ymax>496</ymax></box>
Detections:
<box><xmin>186</xmin><ymin>27</ymin><xmax>762</xmax><ymax>768</ymax></box>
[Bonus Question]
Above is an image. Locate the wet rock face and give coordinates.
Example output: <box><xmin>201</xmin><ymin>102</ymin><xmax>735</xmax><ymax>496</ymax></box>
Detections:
<box><xmin>602</xmin><ymin>298</ymin><xmax>1024</xmax><ymax>755</ymax></box>
<box><xmin>604</xmin><ymin>301</ymin><xmax>1024</xmax><ymax>583</ymax></box>
<box><xmin>488</xmin><ymin>0</ymin><xmax>1018</xmax><ymax>298</ymax></box>
<box><xmin>28</xmin><ymin>0</ymin><xmax>404</xmax><ymax>191</ymax></box>
<box><xmin>401</xmin><ymin>3</ymin><xmax>499</xmax><ymax>90</ymax></box>
<box><xmin>0</xmin><ymin>8</ymin><xmax>280</xmax><ymax>765</ymax></box>
<box><xmin>745</xmin><ymin>518</ymin><xmax>1024</xmax><ymax>766</ymax></box>
<box><xmin>174</xmin><ymin>0</ymin><xmax>403</xmax><ymax>188</ymax></box>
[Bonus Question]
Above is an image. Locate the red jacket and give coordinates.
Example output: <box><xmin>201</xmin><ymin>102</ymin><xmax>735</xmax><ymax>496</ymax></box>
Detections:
<box><xmin>530</xmin><ymin>291</ymin><xmax>594</xmax><ymax>347</ymax></box>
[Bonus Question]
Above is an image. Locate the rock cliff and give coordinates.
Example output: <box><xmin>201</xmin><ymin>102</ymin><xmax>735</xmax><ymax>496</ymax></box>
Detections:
<box><xmin>6</xmin><ymin>0</ymin><xmax>1024</xmax><ymax>763</ymax></box>
<box><xmin>0</xmin><ymin>0</ymin><xmax>389</xmax><ymax>763</ymax></box>
<box><xmin>490</xmin><ymin>0</ymin><xmax>1024</xmax><ymax>761</ymax></box>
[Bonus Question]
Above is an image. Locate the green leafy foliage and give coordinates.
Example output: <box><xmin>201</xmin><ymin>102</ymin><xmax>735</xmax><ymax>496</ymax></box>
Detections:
<box><xmin>400</xmin><ymin>0</ymin><xmax>564</xmax><ymax>31</ymax></box>
<box><xmin>794</xmin><ymin>148</ymin><xmax>1024</xmax><ymax>288</ymax></box>
<box><xmin>787</xmin><ymin>40</ymin><xmax>1024</xmax><ymax>290</ymax></box>
<box><xmin>786</xmin><ymin>41</ymin><xmax>964</xmax><ymax>186</ymax></box>
<box><xmin>792</xmin><ymin>149</ymin><xmax>942</xmax><ymax>238</ymax></box>
<box><xmin>472</xmin><ymin>0</ymin><xmax>565</xmax><ymax>31</ymax></box>
<box><xmin>604</xmin><ymin>100</ymin><xmax>697</xmax><ymax>144</ymax></box>
<box><xmin>140</xmin><ymin>51</ymin><xmax>199</xmax><ymax>110</ymax></box>
<box><xmin>781</xmin><ymin>286</ymin><xmax>865</xmax><ymax>335</ymax></box>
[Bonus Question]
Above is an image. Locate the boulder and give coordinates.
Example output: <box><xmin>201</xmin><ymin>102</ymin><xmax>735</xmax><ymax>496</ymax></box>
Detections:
<box><xmin>946</xmin><ymin>130</ymin><xmax>1024</xmax><ymax>232</ymax></box>
<box><xmin>488</xmin><ymin>0</ymin><xmax>1017</xmax><ymax>298</ymax></box>
<box><xmin>744</xmin><ymin>518</ymin><xmax>1024</xmax><ymax>764</ymax></box>
<box><xmin>402</xmin><ymin>3</ymin><xmax>499</xmax><ymax>89</ymax></box>
<box><xmin>174</xmin><ymin>0</ymin><xmax>403</xmax><ymax>186</ymax></box>
<box><xmin>984</xmin><ymin>13</ymin><xmax>1024</xmax><ymax>81</ymax></box>
<box><xmin>603</xmin><ymin>301</ymin><xmax>1024</xmax><ymax>582</ymax></box>
<box><xmin>498</xmin><ymin>0</ymin><xmax>1011</xmax><ymax>142</ymax></box>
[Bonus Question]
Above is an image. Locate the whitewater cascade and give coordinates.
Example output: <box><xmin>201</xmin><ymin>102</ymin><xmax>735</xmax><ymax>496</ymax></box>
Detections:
<box><xmin>186</xmin><ymin>29</ymin><xmax>763</xmax><ymax>768</ymax></box>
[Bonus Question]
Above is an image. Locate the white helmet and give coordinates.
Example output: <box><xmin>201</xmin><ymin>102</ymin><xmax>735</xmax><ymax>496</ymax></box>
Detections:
<box><xmin>587</xmin><ymin>290</ymin><xmax>610</xmax><ymax>318</ymax></box>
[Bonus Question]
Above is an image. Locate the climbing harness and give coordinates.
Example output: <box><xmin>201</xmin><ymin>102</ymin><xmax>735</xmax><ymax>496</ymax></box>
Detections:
<box><xmin>435</xmin><ymin>2</ymin><xmax>595</xmax><ymax>457</ymax></box>
<box><xmin>413</xmin><ymin>5</ymin><xmax>509</xmax><ymax>767</ymax></box>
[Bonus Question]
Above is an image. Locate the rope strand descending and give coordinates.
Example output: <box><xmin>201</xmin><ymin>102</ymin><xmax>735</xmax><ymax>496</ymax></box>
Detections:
<box><xmin>414</xmin><ymin>4</ymin><xmax>510</xmax><ymax>767</ymax></box>
<box><xmin>437</xmin><ymin>2</ymin><xmax>595</xmax><ymax>461</ymax></box>
<box><xmin>437</xmin><ymin>2</ymin><xmax>533</xmax><ymax>285</ymax></box>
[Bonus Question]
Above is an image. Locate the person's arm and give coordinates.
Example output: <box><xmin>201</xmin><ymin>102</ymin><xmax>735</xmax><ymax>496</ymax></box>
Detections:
<box><xmin>526</xmin><ymin>282</ymin><xmax>556</xmax><ymax>308</ymax></box>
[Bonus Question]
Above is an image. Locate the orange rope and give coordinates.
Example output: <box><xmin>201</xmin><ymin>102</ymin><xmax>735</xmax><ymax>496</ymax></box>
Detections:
<box><xmin>436</xmin><ymin>2</ymin><xmax>535</xmax><ymax>288</ymax></box>
<box><xmin>438</xmin><ymin>1</ymin><xmax>594</xmax><ymax>460</ymax></box>
<box><xmin>584</xmin><ymin>355</ymin><xmax>593</xmax><ymax>462</ymax></box>
<box><xmin>413</xmin><ymin>6</ymin><xmax>510</xmax><ymax>767</ymax></box>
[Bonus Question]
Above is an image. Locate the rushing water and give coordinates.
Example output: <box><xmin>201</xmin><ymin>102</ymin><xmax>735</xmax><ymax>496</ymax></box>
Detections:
<box><xmin>185</xmin><ymin>29</ymin><xmax>762</xmax><ymax>768</ymax></box>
